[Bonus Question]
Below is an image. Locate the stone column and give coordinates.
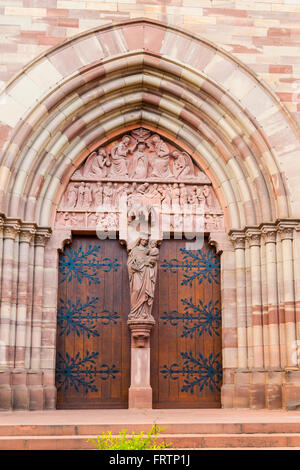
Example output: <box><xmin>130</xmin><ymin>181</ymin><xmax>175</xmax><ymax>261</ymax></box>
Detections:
<box><xmin>12</xmin><ymin>223</ymin><xmax>36</xmax><ymax>410</ymax></box>
<box><xmin>262</xmin><ymin>226</ymin><xmax>282</xmax><ymax>408</ymax></box>
<box><xmin>0</xmin><ymin>220</ymin><xmax>19</xmax><ymax>410</ymax></box>
<box><xmin>246</xmin><ymin>229</ymin><xmax>265</xmax><ymax>408</ymax></box>
<box><xmin>128</xmin><ymin>319</ymin><xmax>155</xmax><ymax>408</ymax></box>
<box><xmin>230</xmin><ymin>232</ymin><xmax>251</xmax><ymax>408</ymax></box>
<box><xmin>246</xmin><ymin>230</ymin><xmax>264</xmax><ymax>369</ymax></box>
<box><xmin>29</xmin><ymin>228</ymin><xmax>50</xmax><ymax>410</ymax></box>
<box><xmin>278</xmin><ymin>224</ymin><xmax>297</xmax><ymax>368</ymax></box>
<box><xmin>231</xmin><ymin>233</ymin><xmax>247</xmax><ymax>369</ymax></box>
<box><xmin>279</xmin><ymin>222</ymin><xmax>300</xmax><ymax>409</ymax></box>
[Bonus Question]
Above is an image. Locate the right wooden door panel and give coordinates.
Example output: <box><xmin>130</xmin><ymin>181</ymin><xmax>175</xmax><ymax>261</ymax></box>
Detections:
<box><xmin>151</xmin><ymin>238</ymin><xmax>222</xmax><ymax>408</ymax></box>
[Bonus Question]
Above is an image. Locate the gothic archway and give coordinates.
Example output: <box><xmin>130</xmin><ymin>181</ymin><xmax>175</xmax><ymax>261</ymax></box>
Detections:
<box><xmin>0</xmin><ymin>19</ymin><xmax>299</xmax><ymax>410</ymax></box>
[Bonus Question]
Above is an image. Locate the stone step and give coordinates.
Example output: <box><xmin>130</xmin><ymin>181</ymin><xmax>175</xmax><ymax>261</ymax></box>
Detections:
<box><xmin>2</xmin><ymin>421</ymin><xmax>300</xmax><ymax>436</ymax></box>
<box><xmin>2</xmin><ymin>433</ymin><xmax>300</xmax><ymax>450</ymax></box>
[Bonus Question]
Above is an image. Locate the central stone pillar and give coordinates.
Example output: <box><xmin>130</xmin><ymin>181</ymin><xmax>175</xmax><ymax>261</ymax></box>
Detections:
<box><xmin>128</xmin><ymin>319</ymin><xmax>155</xmax><ymax>408</ymax></box>
<box><xmin>125</xmin><ymin>235</ymin><xmax>160</xmax><ymax>409</ymax></box>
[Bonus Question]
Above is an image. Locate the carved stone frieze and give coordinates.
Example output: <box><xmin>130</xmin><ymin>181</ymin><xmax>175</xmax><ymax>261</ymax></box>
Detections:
<box><xmin>71</xmin><ymin>128</ymin><xmax>210</xmax><ymax>183</ymax></box>
<box><xmin>56</xmin><ymin>128</ymin><xmax>224</xmax><ymax>235</ymax></box>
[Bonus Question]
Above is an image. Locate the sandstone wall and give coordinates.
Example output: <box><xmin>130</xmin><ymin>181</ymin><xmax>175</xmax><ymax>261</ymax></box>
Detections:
<box><xmin>1</xmin><ymin>0</ymin><xmax>300</xmax><ymax>125</ymax></box>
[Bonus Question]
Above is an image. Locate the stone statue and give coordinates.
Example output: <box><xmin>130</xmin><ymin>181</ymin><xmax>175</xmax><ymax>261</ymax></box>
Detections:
<box><xmin>127</xmin><ymin>238</ymin><xmax>159</xmax><ymax>321</ymax></box>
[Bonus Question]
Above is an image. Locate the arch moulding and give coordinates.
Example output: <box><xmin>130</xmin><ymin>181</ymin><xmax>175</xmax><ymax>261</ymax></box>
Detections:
<box><xmin>0</xmin><ymin>19</ymin><xmax>300</xmax><ymax>410</ymax></box>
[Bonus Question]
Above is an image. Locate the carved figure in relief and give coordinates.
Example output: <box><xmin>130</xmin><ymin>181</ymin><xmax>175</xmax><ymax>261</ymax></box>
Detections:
<box><xmin>103</xmin><ymin>182</ymin><xmax>114</xmax><ymax>206</ymax></box>
<box><xmin>65</xmin><ymin>183</ymin><xmax>78</xmax><ymax>209</ymax></box>
<box><xmin>147</xmin><ymin>183</ymin><xmax>161</xmax><ymax>200</ymax></box>
<box><xmin>83</xmin><ymin>148</ymin><xmax>110</xmax><ymax>178</ymax></box>
<box><xmin>187</xmin><ymin>186</ymin><xmax>198</xmax><ymax>206</ymax></box>
<box><xmin>76</xmin><ymin>182</ymin><xmax>85</xmax><ymax>208</ymax></box>
<box><xmin>131</xmin><ymin>142</ymin><xmax>149</xmax><ymax>179</ymax></box>
<box><xmin>93</xmin><ymin>182</ymin><xmax>103</xmax><ymax>207</ymax></box>
<box><xmin>137</xmin><ymin>182</ymin><xmax>150</xmax><ymax>195</ymax></box>
<box><xmin>87</xmin><ymin>212</ymin><xmax>99</xmax><ymax>226</ymax></box>
<box><xmin>109</xmin><ymin>135</ymin><xmax>132</xmax><ymax>177</ymax></box>
<box><xmin>127</xmin><ymin>238</ymin><xmax>158</xmax><ymax>321</ymax></box>
<box><xmin>171</xmin><ymin>183</ymin><xmax>180</xmax><ymax>210</ymax></box>
<box><xmin>148</xmin><ymin>134</ymin><xmax>173</xmax><ymax>178</ymax></box>
<box><xmin>196</xmin><ymin>186</ymin><xmax>205</xmax><ymax>206</ymax></box>
<box><xmin>105</xmin><ymin>213</ymin><xmax>118</xmax><ymax>230</ymax></box>
<box><xmin>179</xmin><ymin>183</ymin><xmax>188</xmax><ymax>208</ymax></box>
<box><xmin>203</xmin><ymin>185</ymin><xmax>214</xmax><ymax>208</ymax></box>
<box><xmin>172</xmin><ymin>150</ymin><xmax>194</xmax><ymax>179</ymax></box>
<box><xmin>127</xmin><ymin>182</ymin><xmax>138</xmax><ymax>207</ymax></box>
<box><xmin>83</xmin><ymin>183</ymin><xmax>93</xmax><ymax>208</ymax></box>
<box><xmin>159</xmin><ymin>184</ymin><xmax>172</xmax><ymax>209</ymax></box>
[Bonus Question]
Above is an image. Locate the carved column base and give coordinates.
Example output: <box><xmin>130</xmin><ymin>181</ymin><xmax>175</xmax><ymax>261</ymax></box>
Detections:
<box><xmin>128</xmin><ymin>319</ymin><xmax>155</xmax><ymax>409</ymax></box>
<box><xmin>0</xmin><ymin>369</ymin><xmax>12</xmax><ymax>410</ymax></box>
<box><xmin>27</xmin><ymin>370</ymin><xmax>44</xmax><ymax>410</ymax></box>
<box><xmin>11</xmin><ymin>369</ymin><xmax>29</xmax><ymax>410</ymax></box>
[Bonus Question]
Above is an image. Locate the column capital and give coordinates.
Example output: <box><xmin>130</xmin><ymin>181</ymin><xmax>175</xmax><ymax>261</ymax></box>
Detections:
<box><xmin>245</xmin><ymin>229</ymin><xmax>261</xmax><ymax>247</ymax></box>
<box><xmin>277</xmin><ymin>222</ymin><xmax>296</xmax><ymax>241</ymax></box>
<box><xmin>261</xmin><ymin>225</ymin><xmax>277</xmax><ymax>244</ymax></box>
<box><xmin>19</xmin><ymin>223</ymin><xmax>36</xmax><ymax>243</ymax></box>
<box><xmin>34</xmin><ymin>227</ymin><xmax>52</xmax><ymax>247</ymax></box>
<box><xmin>229</xmin><ymin>231</ymin><xmax>246</xmax><ymax>250</ymax></box>
<box><xmin>3</xmin><ymin>219</ymin><xmax>20</xmax><ymax>240</ymax></box>
<box><xmin>127</xmin><ymin>319</ymin><xmax>155</xmax><ymax>348</ymax></box>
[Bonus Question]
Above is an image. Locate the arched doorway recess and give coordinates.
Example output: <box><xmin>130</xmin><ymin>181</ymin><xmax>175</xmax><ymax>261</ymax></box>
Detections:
<box><xmin>0</xmin><ymin>19</ymin><xmax>299</xmax><ymax>410</ymax></box>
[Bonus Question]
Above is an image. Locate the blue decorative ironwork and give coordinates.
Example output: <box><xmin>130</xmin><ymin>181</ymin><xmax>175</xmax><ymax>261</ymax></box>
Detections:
<box><xmin>59</xmin><ymin>244</ymin><xmax>120</xmax><ymax>284</ymax></box>
<box><xmin>57</xmin><ymin>296</ymin><xmax>120</xmax><ymax>338</ymax></box>
<box><xmin>161</xmin><ymin>248</ymin><xmax>220</xmax><ymax>287</ymax></box>
<box><xmin>160</xmin><ymin>351</ymin><xmax>222</xmax><ymax>393</ymax></box>
<box><xmin>56</xmin><ymin>350</ymin><xmax>119</xmax><ymax>393</ymax></box>
<box><xmin>161</xmin><ymin>298</ymin><xmax>221</xmax><ymax>338</ymax></box>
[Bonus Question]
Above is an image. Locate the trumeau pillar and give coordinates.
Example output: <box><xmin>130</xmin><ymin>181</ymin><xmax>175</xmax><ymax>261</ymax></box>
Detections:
<box><xmin>12</xmin><ymin>223</ymin><xmax>36</xmax><ymax>410</ymax></box>
<box><xmin>126</xmin><ymin>237</ymin><xmax>158</xmax><ymax>409</ymax></box>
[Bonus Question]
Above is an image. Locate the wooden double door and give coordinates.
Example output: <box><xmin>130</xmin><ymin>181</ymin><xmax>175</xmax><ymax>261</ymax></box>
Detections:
<box><xmin>56</xmin><ymin>236</ymin><xmax>222</xmax><ymax>409</ymax></box>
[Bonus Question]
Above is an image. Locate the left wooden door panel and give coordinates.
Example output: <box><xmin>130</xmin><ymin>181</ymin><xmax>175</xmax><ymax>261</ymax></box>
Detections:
<box><xmin>55</xmin><ymin>235</ymin><xmax>130</xmax><ymax>409</ymax></box>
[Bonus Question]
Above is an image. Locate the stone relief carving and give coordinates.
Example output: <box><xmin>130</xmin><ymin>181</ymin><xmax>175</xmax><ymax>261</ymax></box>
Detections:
<box><xmin>70</xmin><ymin>128</ymin><xmax>209</xmax><ymax>183</ymax></box>
<box><xmin>127</xmin><ymin>237</ymin><xmax>159</xmax><ymax>322</ymax></box>
<box><xmin>56</xmin><ymin>128</ymin><xmax>224</xmax><ymax>233</ymax></box>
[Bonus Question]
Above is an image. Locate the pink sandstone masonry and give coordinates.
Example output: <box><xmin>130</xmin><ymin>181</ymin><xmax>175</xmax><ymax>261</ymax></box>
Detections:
<box><xmin>1</xmin><ymin>1</ymin><xmax>300</xmax><ymax>127</ymax></box>
<box><xmin>0</xmin><ymin>7</ymin><xmax>300</xmax><ymax>411</ymax></box>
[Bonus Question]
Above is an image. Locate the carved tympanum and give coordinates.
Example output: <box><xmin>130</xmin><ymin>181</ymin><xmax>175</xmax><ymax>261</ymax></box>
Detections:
<box><xmin>55</xmin><ymin>128</ymin><xmax>224</xmax><ymax>233</ymax></box>
<box><xmin>70</xmin><ymin>128</ymin><xmax>208</xmax><ymax>182</ymax></box>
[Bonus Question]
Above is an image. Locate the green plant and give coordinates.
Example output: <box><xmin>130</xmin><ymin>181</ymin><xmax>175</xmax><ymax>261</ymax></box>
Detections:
<box><xmin>88</xmin><ymin>425</ymin><xmax>172</xmax><ymax>450</ymax></box>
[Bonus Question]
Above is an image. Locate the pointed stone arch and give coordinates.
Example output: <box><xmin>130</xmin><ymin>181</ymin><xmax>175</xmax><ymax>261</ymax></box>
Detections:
<box><xmin>0</xmin><ymin>19</ymin><xmax>299</xmax><ymax>410</ymax></box>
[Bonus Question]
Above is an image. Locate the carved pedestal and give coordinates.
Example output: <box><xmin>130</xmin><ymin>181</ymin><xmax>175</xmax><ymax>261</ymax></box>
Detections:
<box><xmin>128</xmin><ymin>319</ymin><xmax>155</xmax><ymax>409</ymax></box>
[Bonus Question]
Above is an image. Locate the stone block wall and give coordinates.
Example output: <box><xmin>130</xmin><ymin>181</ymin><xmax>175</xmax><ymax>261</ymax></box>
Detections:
<box><xmin>1</xmin><ymin>0</ymin><xmax>300</xmax><ymax>126</ymax></box>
